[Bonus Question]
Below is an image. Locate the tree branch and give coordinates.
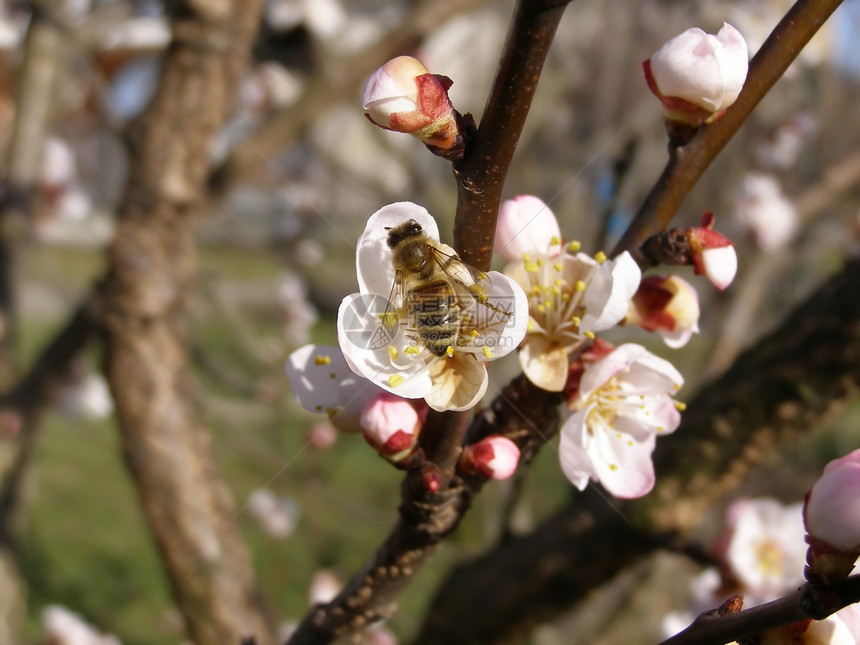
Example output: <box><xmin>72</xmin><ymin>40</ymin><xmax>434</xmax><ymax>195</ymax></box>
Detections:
<box><xmin>659</xmin><ymin>576</ymin><xmax>860</xmax><ymax>645</ymax></box>
<box><xmin>100</xmin><ymin>2</ymin><xmax>275</xmax><ymax>644</ymax></box>
<box><xmin>610</xmin><ymin>0</ymin><xmax>843</xmax><ymax>262</ymax></box>
<box><xmin>453</xmin><ymin>0</ymin><xmax>571</xmax><ymax>270</ymax></box>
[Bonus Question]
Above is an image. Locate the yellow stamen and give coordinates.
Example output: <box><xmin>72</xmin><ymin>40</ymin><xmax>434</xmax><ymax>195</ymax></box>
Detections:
<box><xmin>314</xmin><ymin>355</ymin><xmax>331</xmax><ymax>366</ymax></box>
<box><xmin>471</xmin><ymin>329</ymin><xmax>480</xmax><ymax>339</ymax></box>
<box><xmin>446</xmin><ymin>346</ymin><xmax>454</xmax><ymax>357</ymax></box>
<box><xmin>388</xmin><ymin>374</ymin><xmax>404</xmax><ymax>387</ymax></box>
<box><xmin>404</xmin><ymin>346</ymin><xmax>420</xmax><ymax>355</ymax></box>
<box><xmin>674</xmin><ymin>401</ymin><xmax>687</xmax><ymax>411</ymax></box>
<box><xmin>575</xmin><ymin>280</ymin><xmax>586</xmax><ymax>292</ymax></box>
<box><xmin>584</xmin><ymin>331</ymin><xmax>595</xmax><ymax>339</ymax></box>
<box><xmin>594</xmin><ymin>251</ymin><xmax>607</xmax><ymax>264</ymax></box>
<box><xmin>387</xmin><ymin>346</ymin><xmax>398</xmax><ymax>360</ymax></box>
<box><xmin>482</xmin><ymin>347</ymin><xmax>493</xmax><ymax>359</ymax></box>
<box><xmin>568</xmin><ymin>240</ymin><xmax>581</xmax><ymax>252</ymax></box>
<box><xmin>525</xmin><ymin>262</ymin><xmax>539</xmax><ymax>273</ymax></box>
<box><xmin>550</xmin><ymin>235</ymin><xmax>561</xmax><ymax>246</ymax></box>
<box><xmin>469</xmin><ymin>284</ymin><xmax>489</xmax><ymax>303</ymax></box>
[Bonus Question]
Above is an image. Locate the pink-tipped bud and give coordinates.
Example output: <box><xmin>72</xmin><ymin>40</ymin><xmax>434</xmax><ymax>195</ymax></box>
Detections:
<box><xmin>460</xmin><ymin>435</ymin><xmax>520</xmax><ymax>481</ymax></box>
<box><xmin>686</xmin><ymin>212</ymin><xmax>737</xmax><ymax>290</ymax></box>
<box><xmin>420</xmin><ymin>463</ymin><xmax>442</xmax><ymax>493</ymax></box>
<box><xmin>803</xmin><ymin>449</ymin><xmax>860</xmax><ymax>584</ymax></box>
<box><xmin>645</xmin><ymin>23</ymin><xmax>748</xmax><ymax>132</ymax></box>
<box><xmin>360</xmin><ymin>392</ymin><xmax>422</xmax><ymax>462</ymax></box>
<box><xmin>361</xmin><ymin>56</ymin><xmax>463</xmax><ymax>159</ymax></box>
<box><xmin>626</xmin><ymin>275</ymin><xmax>700</xmax><ymax>348</ymax></box>
<box><xmin>494</xmin><ymin>195</ymin><xmax>562</xmax><ymax>261</ymax></box>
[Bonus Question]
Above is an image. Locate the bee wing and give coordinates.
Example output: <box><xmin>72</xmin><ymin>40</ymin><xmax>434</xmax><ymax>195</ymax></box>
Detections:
<box><xmin>381</xmin><ymin>269</ymin><xmax>407</xmax><ymax>333</ymax></box>
<box><xmin>427</xmin><ymin>245</ymin><xmax>515</xmax><ymax>317</ymax></box>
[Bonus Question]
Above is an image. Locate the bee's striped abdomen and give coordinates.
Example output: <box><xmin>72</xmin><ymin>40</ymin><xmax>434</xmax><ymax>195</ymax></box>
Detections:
<box><xmin>407</xmin><ymin>280</ymin><xmax>459</xmax><ymax>356</ymax></box>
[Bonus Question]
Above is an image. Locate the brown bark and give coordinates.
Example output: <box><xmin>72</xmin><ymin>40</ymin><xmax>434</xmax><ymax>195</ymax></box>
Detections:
<box><xmin>101</xmin><ymin>2</ymin><xmax>274</xmax><ymax>644</ymax></box>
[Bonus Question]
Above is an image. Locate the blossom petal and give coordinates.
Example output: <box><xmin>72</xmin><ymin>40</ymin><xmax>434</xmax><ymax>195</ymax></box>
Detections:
<box><xmin>494</xmin><ymin>195</ymin><xmax>562</xmax><ymax>261</ymax></box>
<box><xmin>581</xmin><ymin>251</ymin><xmax>641</xmax><ymax>333</ymax></box>
<box><xmin>356</xmin><ymin>202</ymin><xmax>439</xmax><ymax>296</ymax></box>
<box><xmin>558</xmin><ymin>408</ymin><xmax>597</xmax><ymax>490</ymax></box>
<box><xmin>592</xmin><ymin>429</ymin><xmax>657</xmax><ymax>499</ymax></box>
<box><xmin>457</xmin><ymin>271</ymin><xmax>529</xmax><ymax>360</ymax></box>
<box><xmin>520</xmin><ymin>334</ymin><xmax>570</xmax><ymax>392</ymax></box>
<box><xmin>425</xmin><ymin>353</ymin><xmax>488</xmax><ymax>412</ymax></box>
<box><xmin>337</xmin><ymin>293</ymin><xmax>432</xmax><ymax>400</ymax></box>
<box><xmin>284</xmin><ymin>344</ymin><xmax>351</xmax><ymax>414</ymax></box>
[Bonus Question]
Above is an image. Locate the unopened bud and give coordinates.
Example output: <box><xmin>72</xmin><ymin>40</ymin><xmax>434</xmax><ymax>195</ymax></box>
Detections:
<box><xmin>686</xmin><ymin>212</ymin><xmax>737</xmax><ymax>290</ymax></box>
<box><xmin>361</xmin><ymin>56</ymin><xmax>465</xmax><ymax>159</ymax></box>
<box><xmin>460</xmin><ymin>435</ymin><xmax>520</xmax><ymax>481</ymax></box>
<box><xmin>360</xmin><ymin>392</ymin><xmax>422</xmax><ymax>462</ymax></box>
<box><xmin>626</xmin><ymin>275</ymin><xmax>700</xmax><ymax>348</ymax></box>
<box><xmin>803</xmin><ymin>449</ymin><xmax>860</xmax><ymax>584</ymax></box>
<box><xmin>644</xmin><ymin>23</ymin><xmax>748</xmax><ymax>142</ymax></box>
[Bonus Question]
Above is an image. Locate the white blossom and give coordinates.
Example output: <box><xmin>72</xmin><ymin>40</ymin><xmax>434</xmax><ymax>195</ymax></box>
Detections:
<box><xmin>337</xmin><ymin>203</ymin><xmax>528</xmax><ymax>412</ymax></box>
<box><xmin>559</xmin><ymin>344</ymin><xmax>684</xmax><ymax>499</ymax></box>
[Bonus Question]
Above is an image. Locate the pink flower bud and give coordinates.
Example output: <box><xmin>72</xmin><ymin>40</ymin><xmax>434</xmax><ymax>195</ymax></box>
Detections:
<box><xmin>460</xmin><ymin>435</ymin><xmax>520</xmax><ymax>481</ymax></box>
<box><xmin>360</xmin><ymin>392</ymin><xmax>422</xmax><ymax>461</ymax></box>
<box><xmin>494</xmin><ymin>195</ymin><xmax>562</xmax><ymax>261</ymax></box>
<box><xmin>361</xmin><ymin>56</ymin><xmax>463</xmax><ymax>158</ymax></box>
<box><xmin>686</xmin><ymin>212</ymin><xmax>737</xmax><ymax>290</ymax></box>
<box><xmin>804</xmin><ymin>449</ymin><xmax>860</xmax><ymax>583</ymax></box>
<box><xmin>645</xmin><ymin>23</ymin><xmax>748</xmax><ymax>127</ymax></box>
<box><xmin>626</xmin><ymin>275</ymin><xmax>700</xmax><ymax>348</ymax></box>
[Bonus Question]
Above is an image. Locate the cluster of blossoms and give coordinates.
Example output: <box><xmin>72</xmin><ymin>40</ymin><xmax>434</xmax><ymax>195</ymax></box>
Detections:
<box><xmin>285</xmin><ymin>28</ymin><xmax>745</xmax><ymax>496</ymax></box>
<box><xmin>664</xmin><ymin>453</ymin><xmax>860</xmax><ymax>644</ymax></box>
<box><xmin>494</xmin><ymin>196</ymin><xmax>696</xmax><ymax>498</ymax></box>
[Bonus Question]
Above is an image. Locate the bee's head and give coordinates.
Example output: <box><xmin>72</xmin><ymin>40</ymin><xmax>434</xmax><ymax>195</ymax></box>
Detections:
<box><xmin>386</xmin><ymin>220</ymin><xmax>424</xmax><ymax>249</ymax></box>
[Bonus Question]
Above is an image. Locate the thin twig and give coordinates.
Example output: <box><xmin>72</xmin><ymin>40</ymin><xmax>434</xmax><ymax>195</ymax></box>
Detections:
<box><xmin>659</xmin><ymin>576</ymin><xmax>860</xmax><ymax>645</ymax></box>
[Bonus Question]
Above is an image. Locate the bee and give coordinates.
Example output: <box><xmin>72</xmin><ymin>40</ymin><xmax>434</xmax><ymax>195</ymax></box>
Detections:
<box><xmin>383</xmin><ymin>219</ymin><xmax>511</xmax><ymax>357</ymax></box>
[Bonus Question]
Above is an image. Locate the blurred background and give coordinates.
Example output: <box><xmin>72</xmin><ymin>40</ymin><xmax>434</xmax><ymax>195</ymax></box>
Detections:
<box><xmin>1</xmin><ymin>0</ymin><xmax>859</xmax><ymax>642</ymax></box>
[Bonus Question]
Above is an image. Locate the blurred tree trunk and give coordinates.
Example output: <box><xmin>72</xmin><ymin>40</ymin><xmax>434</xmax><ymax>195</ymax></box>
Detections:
<box><xmin>0</xmin><ymin>3</ymin><xmax>62</xmax><ymax>641</ymax></box>
<box><xmin>101</xmin><ymin>2</ymin><xmax>274</xmax><ymax>644</ymax></box>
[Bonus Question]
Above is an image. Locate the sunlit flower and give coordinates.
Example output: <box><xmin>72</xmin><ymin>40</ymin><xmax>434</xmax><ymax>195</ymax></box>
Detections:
<box><xmin>494</xmin><ymin>195</ymin><xmax>561</xmax><ymax>262</ymax></box>
<box><xmin>361</xmin><ymin>56</ymin><xmax>464</xmax><ymax>158</ymax></box>
<box><xmin>337</xmin><ymin>202</ymin><xmax>528</xmax><ymax>412</ymax></box>
<box><xmin>284</xmin><ymin>344</ymin><xmax>379</xmax><ymax>432</ymax></box>
<box><xmin>559</xmin><ymin>343</ymin><xmax>684</xmax><ymax>499</ymax></box>
<box><xmin>804</xmin><ymin>449</ymin><xmax>860</xmax><ymax>584</ymax></box>
<box><xmin>360</xmin><ymin>391</ymin><xmax>424</xmax><ymax>461</ymax></box>
<box><xmin>246</xmin><ymin>489</ymin><xmax>300</xmax><ymax>539</ymax></box>
<box><xmin>734</xmin><ymin>172</ymin><xmax>799</xmax><ymax>251</ymax></box>
<box><xmin>645</xmin><ymin>23</ymin><xmax>748</xmax><ymax>128</ymax></box>
<box><xmin>720</xmin><ymin>498</ymin><xmax>806</xmax><ymax>602</ymax></box>
<box><xmin>504</xmin><ymin>244</ymin><xmax>641</xmax><ymax>392</ymax></box>
<box><xmin>626</xmin><ymin>275</ymin><xmax>700</xmax><ymax>348</ymax></box>
<box><xmin>686</xmin><ymin>212</ymin><xmax>737</xmax><ymax>290</ymax></box>
<box><xmin>460</xmin><ymin>435</ymin><xmax>521</xmax><ymax>481</ymax></box>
